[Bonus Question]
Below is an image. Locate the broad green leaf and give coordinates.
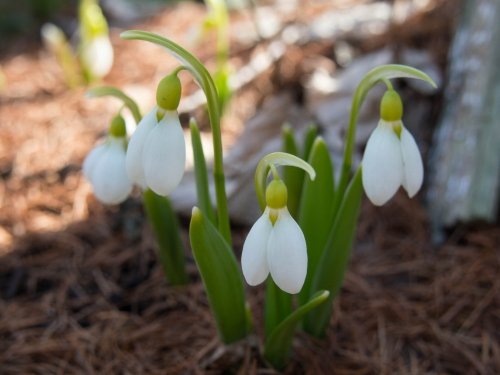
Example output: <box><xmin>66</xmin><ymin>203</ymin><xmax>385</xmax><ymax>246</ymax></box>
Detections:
<box><xmin>189</xmin><ymin>207</ymin><xmax>249</xmax><ymax>343</ymax></box>
<box><xmin>87</xmin><ymin>86</ymin><xmax>142</xmax><ymax>123</ymax></box>
<box><xmin>298</xmin><ymin>137</ymin><xmax>335</xmax><ymax>306</ymax></box>
<box><xmin>143</xmin><ymin>189</ymin><xmax>188</xmax><ymax>285</ymax></box>
<box><xmin>190</xmin><ymin>119</ymin><xmax>216</xmax><ymax>223</ymax></box>
<box><xmin>303</xmin><ymin>168</ymin><xmax>363</xmax><ymax>337</ymax></box>
<box><xmin>264</xmin><ymin>290</ymin><xmax>330</xmax><ymax>370</ymax></box>
<box><xmin>282</xmin><ymin>125</ymin><xmax>303</xmax><ymax>218</ymax></box>
<box><xmin>302</xmin><ymin>124</ymin><xmax>318</xmax><ymax>162</ymax></box>
<box><xmin>264</xmin><ymin>278</ymin><xmax>292</xmax><ymax>338</ymax></box>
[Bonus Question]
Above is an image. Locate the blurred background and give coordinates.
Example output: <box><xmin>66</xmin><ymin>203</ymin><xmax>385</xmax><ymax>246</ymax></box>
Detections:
<box><xmin>0</xmin><ymin>0</ymin><xmax>498</xmax><ymax>373</ymax></box>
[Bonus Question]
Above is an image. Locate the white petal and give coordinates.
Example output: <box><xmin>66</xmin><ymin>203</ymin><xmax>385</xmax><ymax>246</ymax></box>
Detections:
<box><xmin>267</xmin><ymin>209</ymin><xmax>307</xmax><ymax>294</ymax></box>
<box><xmin>92</xmin><ymin>138</ymin><xmax>132</xmax><ymax>204</ymax></box>
<box><xmin>81</xmin><ymin>36</ymin><xmax>114</xmax><ymax>78</ymax></box>
<box><xmin>126</xmin><ymin>107</ymin><xmax>157</xmax><ymax>188</ymax></box>
<box><xmin>400</xmin><ymin>127</ymin><xmax>424</xmax><ymax>198</ymax></box>
<box><xmin>143</xmin><ymin>112</ymin><xmax>186</xmax><ymax>196</ymax></box>
<box><xmin>241</xmin><ymin>209</ymin><xmax>272</xmax><ymax>286</ymax></box>
<box><xmin>82</xmin><ymin>143</ymin><xmax>106</xmax><ymax>182</ymax></box>
<box><xmin>362</xmin><ymin>121</ymin><xmax>404</xmax><ymax>206</ymax></box>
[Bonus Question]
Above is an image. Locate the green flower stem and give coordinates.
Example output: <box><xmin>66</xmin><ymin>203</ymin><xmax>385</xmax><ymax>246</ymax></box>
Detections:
<box><xmin>143</xmin><ymin>189</ymin><xmax>188</xmax><ymax>285</ymax></box>
<box><xmin>121</xmin><ymin>30</ymin><xmax>231</xmax><ymax>244</ymax></box>
<box><xmin>334</xmin><ymin>64</ymin><xmax>437</xmax><ymax>212</ymax></box>
<box><xmin>206</xmin><ymin>0</ymin><xmax>229</xmax><ymax>67</ymax></box>
<box><xmin>255</xmin><ymin>152</ymin><xmax>316</xmax><ymax>210</ymax></box>
<box><xmin>87</xmin><ymin>86</ymin><xmax>142</xmax><ymax>123</ymax></box>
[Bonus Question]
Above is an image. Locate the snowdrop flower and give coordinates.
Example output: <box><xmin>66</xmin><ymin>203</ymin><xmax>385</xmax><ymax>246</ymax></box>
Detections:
<box><xmin>362</xmin><ymin>89</ymin><xmax>424</xmax><ymax>206</ymax></box>
<box><xmin>126</xmin><ymin>73</ymin><xmax>185</xmax><ymax>196</ymax></box>
<box><xmin>80</xmin><ymin>35</ymin><xmax>114</xmax><ymax>78</ymax></box>
<box><xmin>79</xmin><ymin>0</ymin><xmax>113</xmax><ymax>79</ymax></box>
<box><xmin>83</xmin><ymin>115</ymin><xmax>132</xmax><ymax>204</ymax></box>
<box><xmin>242</xmin><ymin>179</ymin><xmax>307</xmax><ymax>294</ymax></box>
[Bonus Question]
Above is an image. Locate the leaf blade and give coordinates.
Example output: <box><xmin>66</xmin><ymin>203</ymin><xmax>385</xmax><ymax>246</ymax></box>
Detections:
<box><xmin>303</xmin><ymin>168</ymin><xmax>363</xmax><ymax>337</ymax></box>
<box><xmin>190</xmin><ymin>119</ymin><xmax>216</xmax><ymax>223</ymax></box>
<box><xmin>189</xmin><ymin>207</ymin><xmax>249</xmax><ymax>343</ymax></box>
<box><xmin>298</xmin><ymin>137</ymin><xmax>335</xmax><ymax>305</ymax></box>
<box><xmin>264</xmin><ymin>290</ymin><xmax>330</xmax><ymax>369</ymax></box>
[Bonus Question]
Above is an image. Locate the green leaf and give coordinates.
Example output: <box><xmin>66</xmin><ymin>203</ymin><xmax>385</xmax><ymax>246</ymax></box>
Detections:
<box><xmin>282</xmin><ymin>125</ymin><xmax>303</xmax><ymax>218</ymax></box>
<box><xmin>190</xmin><ymin>119</ymin><xmax>216</xmax><ymax>223</ymax></box>
<box><xmin>264</xmin><ymin>278</ymin><xmax>292</xmax><ymax>338</ymax></box>
<box><xmin>143</xmin><ymin>189</ymin><xmax>188</xmax><ymax>285</ymax></box>
<box><xmin>302</xmin><ymin>124</ymin><xmax>318</xmax><ymax>162</ymax></box>
<box><xmin>303</xmin><ymin>168</ymin><xmax>363</xmax><ymax>337</ymax></box>
<box><xmin>189</xmin><ymin>207</ymin><xmax>249</xmax><ymax>343</ymax></box>
<box><xmin>298</xmin><ymin>137</ymin><xmax>335</xmax><ymax>306</ymax></box>
<box><xmin>121</xmin><ymin>30</ymin><xmax>231</xmax><ymax>245</ymax></box>
<box><xmin>264</xmin><ymin>290</ymin><xmax>330</xmax><ymax>370</ymax></box>
<box><xmin>87</xmin><ymin>86</ymin><xmax>142</xmax><ymax>123</ymax></box>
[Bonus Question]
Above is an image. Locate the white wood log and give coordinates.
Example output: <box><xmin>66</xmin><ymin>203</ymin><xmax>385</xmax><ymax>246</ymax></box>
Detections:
<box><xmin>427</xmin><ymin>0</ymin><xmax>500</xmax><ymax>235</ymax></box>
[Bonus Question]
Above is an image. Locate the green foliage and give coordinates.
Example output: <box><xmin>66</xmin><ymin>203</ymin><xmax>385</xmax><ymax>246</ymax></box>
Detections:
<box><xmin>190</xmin><ymin>119</ymin><xmax>216</xmax><ymax>223</ymax></box>
<box><xmin>298</xmin><ymin>137</ymin><xmax>335</xmax><ymax>306</ymax></box>
<box><xmin>143</xmin><ymin>189</ymin><xmax>188</xmax><ymax>286</ymax></box>
<box><xmin>303</xmin><ymin>169</ymin><xmax>363</xmax><ymax>336</ymax></box>
<box><xmin>189</xmin><ymin>208</ymin><xmax>249</xmax><ymax>343</ymax></box>
<box><xmin>282</xmin><ymin>125</ymin><xmax>303</xmax><ymax>218</ymax></box>
<box><xmin>264</xmin><ymin>278</ymin><xmax>292</xmax><ymax>338</ymax></box>
<box><xmin>264</xmin><ymin>290</ymin><xmax>330</xmax><ymax>369</ymax></box>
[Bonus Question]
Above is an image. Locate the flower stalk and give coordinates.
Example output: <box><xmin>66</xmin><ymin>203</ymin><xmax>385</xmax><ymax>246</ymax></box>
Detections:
<box><xmin>121</xmin><ymin>30</ymin><xmax>232</xmax><ymax>244</ymax></box>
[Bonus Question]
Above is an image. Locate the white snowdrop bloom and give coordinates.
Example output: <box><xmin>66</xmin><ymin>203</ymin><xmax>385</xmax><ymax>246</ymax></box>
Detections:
<box><xmin>81</xmin><ymin>35</ymin><xmax>114</xmax><ymax>78</ymax></box>
<box><xmin>83</xmin><ymin>136</ymin><xmax>132</xmax><ymax>205</ymax></box>
<box><xmin>125</xmin><ymin>107</ymin><xmax>157</xmax><ymax>189</ymax></box>
<box><xmin>241</xmin><ymin>180</ymin><xmax>307</xmax><ymax>294</ymax></box>
<box><xmin>362</xmin><ymin>89</ymin><xmax>424</xmax><ymax>206</ymax></box>
<box><xmin>126</xmin><ymin>108</ymin><xmax>186</xmax><ymax>196</ymax></box>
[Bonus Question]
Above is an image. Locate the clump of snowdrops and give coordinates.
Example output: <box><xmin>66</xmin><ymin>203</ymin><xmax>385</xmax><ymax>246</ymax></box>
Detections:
<box><xmin>83</xmin><ymin>29</ymin><xmax>435</xmax><ymax>369</ymax></box>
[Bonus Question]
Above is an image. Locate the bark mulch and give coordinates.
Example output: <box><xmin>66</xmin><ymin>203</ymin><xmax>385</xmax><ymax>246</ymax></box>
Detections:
<box><xmin>0</xmin><ymin>194</ymin><xmax>499</xmax><ymax>374</ymax></box>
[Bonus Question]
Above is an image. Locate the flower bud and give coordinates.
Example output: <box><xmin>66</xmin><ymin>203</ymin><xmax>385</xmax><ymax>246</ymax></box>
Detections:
<box><xmin>265</xmin><ymin>179</ymin><xmax>287</xmax><ymax>209</ymax></box>
<box><xmin>380</xmin><ymin>89</ymin><xmax>403</xmax><ymax>122</ymax></box>
<box><xmin>156</xmin><ymin>73</ymin><xmax>182</xmax><ymax>111</ymax></box>
<box><xmin>109</xmin><ymin>114</ymin><xmax>126</xmax><ymax>137</ymax></box>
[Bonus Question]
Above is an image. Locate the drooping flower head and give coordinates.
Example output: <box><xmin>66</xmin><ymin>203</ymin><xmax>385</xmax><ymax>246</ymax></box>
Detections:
<box><xmin>79</xmin><ymin>0</ymin><xmax>113</xmax><ymax>79</ymax></box>
<box><xmin>242</xmin><ymin>178</ymin><xmax>308</xmax><ymax>294</ymax></box>
<box><xmin>83</xmin><ymin>114</ymin><xmax>132</xmax><ymax>204</ymax></box>
<box><xmin>362</xmin><ymin>89</ymin><xmax>424</xmax><ymax>206</ymax></box>
<box><xmin>126</xmin><ymin>73</ymin><xmax>186</xmax><ymax>196</ymax></box>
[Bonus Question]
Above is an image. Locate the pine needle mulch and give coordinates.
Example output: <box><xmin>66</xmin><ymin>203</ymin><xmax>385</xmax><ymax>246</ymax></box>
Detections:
<box><xmin>1</xmin><ymin>195</ymin><xmax>498</xmax><ymax>375</ymax></box>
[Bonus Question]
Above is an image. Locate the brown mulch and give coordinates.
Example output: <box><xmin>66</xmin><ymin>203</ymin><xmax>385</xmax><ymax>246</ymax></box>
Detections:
<box><xmin>1</xmin><ymin>1</ymin><xmax>499</xmax><ymax>374</ymax></box>
<box><xmin>0</xmin><ymin>194</ymin><xmax>499</xmax><ymax>374</ymax></box>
